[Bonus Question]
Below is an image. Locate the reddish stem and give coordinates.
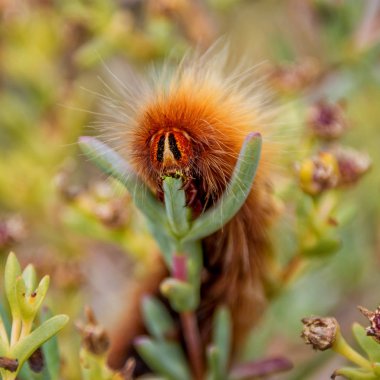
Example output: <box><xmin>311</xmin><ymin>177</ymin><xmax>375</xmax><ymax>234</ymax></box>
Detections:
<box><xmin>173</xmin><ymin>254</ymin><xmax>204</xmax><ymax>380</ymax></box>
<box><xmin>180</xmin><ymin>312</ymin><xmax>204</xmax><ymax>380</ymax></box>
<box><xmin>173</xmin><ymin>254</ymin><xmax>188</xmax><ymax>281</ymax></box>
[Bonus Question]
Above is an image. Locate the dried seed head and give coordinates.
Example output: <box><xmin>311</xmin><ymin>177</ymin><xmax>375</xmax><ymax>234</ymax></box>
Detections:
<box><xmin>76</xmin><ymin>306</ymin><xmax>110</xmax><ymax>355</ymax></box>
<box><xmin>358</xmin><ymin>305</ymin><xmax>380</xmax><ymax>343</ymax></box>
<box><xmin>301</xmin><ymin>316</ymin><xmax>339</xmax><ymax>351</ymax></box>
<box><xmin>307</xmin><ymin>101</ymin><xmax>348</xmax><ymax>140</ymax></box>
<box><xmin>296</xmin><ymin>152</ymin><xmax>339</xmax><ymax>195</ymax></box>
<box><xmin>332</xmin><ymin>147</ymin><xmax>371</xmax><ymax>186</ymax></box>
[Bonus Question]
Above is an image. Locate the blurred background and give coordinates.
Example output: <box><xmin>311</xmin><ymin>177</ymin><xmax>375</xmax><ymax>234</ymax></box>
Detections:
<box><xmin>0</xmin><ymin>0</ymin><xmax>380</xmax><ymax>378</ymax></box>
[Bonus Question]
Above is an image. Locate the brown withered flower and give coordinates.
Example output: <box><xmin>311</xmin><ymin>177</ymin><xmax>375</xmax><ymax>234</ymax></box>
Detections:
<box><xmin>28</xmin><ymin>347</ymin><xmax>44</xmax><ymax>373</ymax></box>
<box><xmin>307</xmin><ymin>100</ymin><xmax>348</xmax><ymax>140</ymax></box>
<box><xmin>0</xmin><ymin>215</ymin><xmax>27</xmax><ymax>248</ymax></box>
<box><xmin>76</xmin><ymin>306</ymin><xmax>110</xmax><ymax>355</ymax></box>
<box><xmin>358</xmin><ymin>305</ymin><xmax>380</xmax><ymax>343</ymax></box>
<box><xmin>296</xmin><ymin>152</ymin><xmax>340</xmax><ymax>196</ymax></box>
<box><xmin>0</xmin><ymin>357</ymin><xmax>19</xmax><ymax>372</ymax></box>
<box><xmin>333</xmin><ymin>147</ymin><xmax>372</xmax><ymax>186</ymax></box>
<box><xmin>301</xmin><ymin>316</ymin><xmax>339</xmax><ymax>351</ymax></box>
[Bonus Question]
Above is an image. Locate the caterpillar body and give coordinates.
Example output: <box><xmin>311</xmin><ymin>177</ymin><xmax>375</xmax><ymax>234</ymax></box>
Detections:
<box><xmin>103</xmin><ymin>48</ymin><xmax>279</xmax><ymax>376</ymax></box>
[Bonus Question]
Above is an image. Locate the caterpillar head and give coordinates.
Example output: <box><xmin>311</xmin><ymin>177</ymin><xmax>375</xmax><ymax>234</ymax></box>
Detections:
<box><xmin>149</xmin><ymin>129</ymin><xmax>193</xmax><ymax>178</ymax></box>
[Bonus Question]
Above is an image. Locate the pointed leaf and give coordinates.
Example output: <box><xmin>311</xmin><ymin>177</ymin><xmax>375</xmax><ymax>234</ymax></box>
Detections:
<box><xmin>0</xmin><ymin>331</ymin><xmax>8</xmax><ymax>356</ymax></box>
<box><xmin>32</xmin><ymin>276</ymin><xmax>50</xmax><ymax>314</ymax></box>
<box><xmin>332</xmin><ymin>367</ymin><xmax>378</xmax><ymax>380</ymax></box>
<box><xmin>163</xmin><ymin>177</ymin><xmax>190</xmax><ymax>237</ymax></box>
<box><xmin>142</xmin><ymin>297</ymin><xmax>176</xmax><ymax>341</ymax></box>
<box><xmin>160</xmin><ymin>278</ymin><xmax>197</xmax><ymax>312</ymax></box>
<box><xmin>183</xmin><ymin>133</ymin><xmax>262</xmax><ymax>242</ymax></box>
<box><xmin>5</xmin><ymin>252</ymin><xmax>22</xmax><ymax>318</ymax></box>
<box><xmin>16</xmin><ymin>277</ymin><xmax>35</xmax><ymax>320</ymax></box>
<box><xmin>40</xmin><ymin>308</ymin><xmax>61</xmax><ymax>380</ymax></box>
<box><xmin>22</xmin><ymin>265</ymin><xmax>38</xmax><ymax>293</ymax></box>
<box><xmin>352</xmin><ymin>323</ymin><xmax>380</xmax><ymax>363</ymax></box>
<box><xmin>212</xmin><ymin>306</ymin><xmax>231</xmax><ymax>377</ymax></box>
<box><xmin>206</xmin><ymin>346</ymin><xmax>222</xmax><ymax>380</ymax></box>
<box><xmin>302</xmin><ymin>236</ymin><xmax>341</xmax><ymax>257</ymax></box>
<box><xmin>11</xmin><ymin>315</ymin><xmax>69</xmax><ymax>367</ymax></box>
<box><xmin>78</xmin><ymin>137</ymin><xmax>166</xmax><ymax>225</ymax></box>
<box><xmin>135</xmin><ymin>337</ymin><xmax>191</xmax><ymax>380</ymax></box>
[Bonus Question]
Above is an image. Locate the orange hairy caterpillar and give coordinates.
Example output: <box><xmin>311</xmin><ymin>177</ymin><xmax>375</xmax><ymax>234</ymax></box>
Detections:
<box><xmin>102</xmin><ymin>47</ymin><xmax>279</xmax><ymax>376</ymax></box>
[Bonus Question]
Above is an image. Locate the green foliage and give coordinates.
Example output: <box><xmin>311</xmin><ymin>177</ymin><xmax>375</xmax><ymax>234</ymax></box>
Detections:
<box><xmin>0</xmin><ymin>253</ymin><xmax>68</xmax><ymax>380</ymax></box>
<box><xmin>80</xmin><ymin>133</ymin><xmax>262</xmax><ymax>379</ymax></box>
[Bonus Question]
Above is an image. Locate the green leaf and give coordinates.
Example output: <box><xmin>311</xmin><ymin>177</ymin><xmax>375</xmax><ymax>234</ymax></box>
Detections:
<box><xmin>33</xmin><ymin>277</ymin><xmax>50</xmax><ymax>315</ymax></box>
<box><xmin>0</xmin><ymin>330</ymin><xmax>8</xmax><ymax>356</ymax></box>
<box><xmin>16</xmin><ymin>277</ymin><xmax>34</xmax><ymax>320</ymax></box>
<box><xmin>352</xmin><ymin>323</ymin><xmax>380</xmax><ymax>363</ymax></box>
<box><xmin>332</xmin><ymin>367</ymin><xmax>378</xmax><ymax>379</ymax></box>
<box><xmin>163</xmin><ymin>177</ymin><xmax>190</xmax><ymax>238</ymax></box>
<box><xmin>16</xmin><ymin>276</ymin><xmax>50</xmax><ymax>322</ymax></box>
<box><xmin>22</xmin><ymin>265</ymin><xmax>38</xmax><ymax>294</ymax></box>
<box><xmin>183</xmin><ymin>133</ymin><xmax>262</xmax><ymax>242</ymax></box>
<box><xmin>142</xmin><ymin>297</ymin><xmax>176</xmax><ymax>341</ymax></box>
<box><xmin>0</xmin><ymin>302</ymin><xmax>11</xmax><ymax>336</ymax></box>
<box><xmin>182</xmin><ymin>240</ymin><xmax>203</xmax><ymax>292</ymax></box>
<box><xmin>146</xmin><ymin>219</ymin><xmax>175</xmax><ymax>266</ymax></box>
<box><xmin>206</xmin><ymin>346</ymin><xmax>221</xmax><ymax>380</ymax></box>
<box><xmin>5</xmin><ymin>252</ymin><xmax>22</xmax><ymax>318</ymax></box>
<box><xmin>302</xmin><ymin>236</ymin><xmax>341</xmax><ymax>257</ymax></box>
<box><xmin>160</xmin><ymin>278</ymin><xmax>197</xmax><ymax>312</ymax></box>
<box><xmin>135</xmin><ymin>337</ymin><xmax>191</xmax><ymax>380</ymax></box>
<box><xmin>40</xmin><ymin>308</ymin><xmax>61</xmax><ymax>380</ymax></box>
<box><xmin>78</xmin><ymin>137</ymin><xmax>166</xmax><ymax>226</ymax></box>
<box><xmin>212</xmin><ymin>307</ymin><xmax>231</xmax><ymax>377</ymax></box>
<box><xmin>11</xmin><ymin>315</ymin><xmax>69</xmax><ymax>368</ymax></box>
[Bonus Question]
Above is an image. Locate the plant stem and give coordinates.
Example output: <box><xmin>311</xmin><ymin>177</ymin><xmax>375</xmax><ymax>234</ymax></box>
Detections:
<box><xmin>180</xmin><ymin>311</ymin><xmax>204</xmax><ymax>380</ymax></box>
<box><xmin>0</xmin><ymin>318</ymin><xmax>9</xmax><ymax>346</ymax></box>
<box><xmin>333</xmin><ymin>333</ymin><xmax>372</xmax><ymax>371</ymax></box>
<box><xmin>280</xmin><ymin>255</ymin><xmax>305</xmax><ymax>286</ymax></box>
<box><xmin>19</xmin><ymin>320</ymin><xmax>32</xmax><ymax>340</ymax></box>
<box><xmin>173</xmin><ymin>255</ymin><xmax>204</xmax><ymax>379</ymax></box>
<box><xmin>10</xmin><ymin>318</ymin><xmax>21</xmax><ymax>346</ymax></box>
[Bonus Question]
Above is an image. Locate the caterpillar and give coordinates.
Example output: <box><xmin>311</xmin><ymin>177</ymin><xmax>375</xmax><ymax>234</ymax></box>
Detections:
<box><xmin>102</xmin><ymin>46</ymin><xmax>279</xmax><ymax>376</ymax></box>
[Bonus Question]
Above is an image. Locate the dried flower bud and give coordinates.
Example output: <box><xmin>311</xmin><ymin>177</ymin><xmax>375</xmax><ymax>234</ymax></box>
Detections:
<box><xmin>301</xmin><ymin>316</ymin><xmax>339</xmax><ymax>351</ymax></box>
<box><xmin>297</xmin><ymin>152</ymin><xmax>339</xmax><ymax>195</ymax></box>
<box><xmin>307</xmin><ymin>101</ymin><xmax>348</xmax><ymax>140</ymax></box>
<box><xmin>332</xmin><ymin>147</ymin><xmax>371</xmax><ymax>186</ymax></box>
<box><xmin>0</xmin><ymin>215</ymin><xmax>27</xmax><ymax>248</ymax></box>
<box><xmin>0</xmin><ymin>357</ymin><xmax>18</xmax><ymax>372</ymax></box>
<box><xmin>28</xmin><ymin>347</ymin><xmax>44</xmax><ymax>373</ymax></box>
<box><xmin>358</xmin><ymin>305</ymin><xmax>380</xmax><ymax>343</ymax></box>
<box><xmin>76</xmin><ymin>181</ymin><xmax>130</xmax><ymax>229</ymax></box>
<box><xmin>76</xmin><ymin>306</ymin><xmax>110</xmax><ymax>355</ymax></box>
<box><xmin>93</xmin><ymin>200</ymin><xmax>129</xmax><ymax>228</ymax></box>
